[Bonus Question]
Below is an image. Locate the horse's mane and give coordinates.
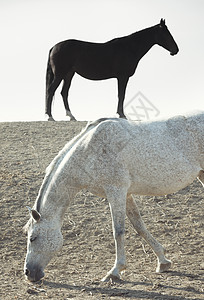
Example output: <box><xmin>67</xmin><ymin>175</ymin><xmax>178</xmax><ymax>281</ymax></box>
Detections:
<box><xmin>35</xmin><ymin>118</ymin><xmax>113</xmax><ymax>212</ymax></box>
<box><xmin>106</xmin><ymin>23</ymin><xmax>159</xmax><ymax>46</ymax></box>
<box><xmin>130</xmin><ymin>24</ymin><xmax>159</xmax><ymax>39</ymax></box>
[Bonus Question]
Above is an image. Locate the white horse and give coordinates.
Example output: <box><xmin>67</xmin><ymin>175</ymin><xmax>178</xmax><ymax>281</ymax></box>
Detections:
<box><xmin>24</xmin><ymin>112</ymin><xmax>204</xmax><ymax>282</ymax></box>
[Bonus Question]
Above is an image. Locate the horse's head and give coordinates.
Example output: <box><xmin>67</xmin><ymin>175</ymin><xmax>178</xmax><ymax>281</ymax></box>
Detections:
<box><xmin>24</xmin><ymin>207</ymin><xmax>63</xmax><ymax>282</ymax></box>
<box><xmin>155</xmin><ymin>19</ymin><xmax>179</xmax><ymax>56</ymax></box>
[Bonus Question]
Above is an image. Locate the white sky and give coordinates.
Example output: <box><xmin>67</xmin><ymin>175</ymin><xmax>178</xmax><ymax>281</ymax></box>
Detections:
<box><xmin>1</xmin><ymin>0</ymin><xmax>204</xmax><ymax>121</ymax></box>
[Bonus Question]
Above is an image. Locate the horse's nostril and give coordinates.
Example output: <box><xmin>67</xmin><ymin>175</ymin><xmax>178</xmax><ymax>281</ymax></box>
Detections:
<box><xmin>25</xmin><ymin>269</ymin><xmax>30</xmax><ymax>276</ymax></box>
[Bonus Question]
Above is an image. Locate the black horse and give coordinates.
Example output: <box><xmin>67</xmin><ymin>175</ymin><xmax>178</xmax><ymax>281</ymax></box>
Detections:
<box><xmin>45</xmin><ymin>19</ymin><xmax>179</xmax><ymax>121</ymax></box>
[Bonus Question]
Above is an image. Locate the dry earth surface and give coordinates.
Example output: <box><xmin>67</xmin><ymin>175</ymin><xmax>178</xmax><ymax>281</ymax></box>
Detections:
<box><xmin>0</xmin><ymin>121</ymin><xmax>204</xmax><ymax>300</ymax></box>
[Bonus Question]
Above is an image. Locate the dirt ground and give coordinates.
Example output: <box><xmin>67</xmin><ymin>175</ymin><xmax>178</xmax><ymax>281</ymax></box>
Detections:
<box><xmin>0</xmin><ymin>121</ymin><xmax>203</xmax><ymax>300</ymax></box>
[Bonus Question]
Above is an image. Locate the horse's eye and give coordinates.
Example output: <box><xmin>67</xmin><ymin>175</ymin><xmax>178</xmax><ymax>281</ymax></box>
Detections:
<box><xmin>30</xmin><ymin>236</ymin><xmax>37</xmax><ymax>243</ymax></box>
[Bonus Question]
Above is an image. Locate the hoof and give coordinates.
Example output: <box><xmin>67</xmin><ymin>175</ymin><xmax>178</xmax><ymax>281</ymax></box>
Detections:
<box><xmin>156</xmin><ymin>259</ymin><xmax>172</xmax><ymax>273</ymax></box>
<box><xmin>119</xmin><ymin>115</ymin><xmax>127</xmax><ymax>119</ymax></box>
<box><xmin>101</xmin><ymin>264</ymin><xmax>126</xmax><ymax>282</ymax></box>
<box><xmin>70</xmin><ymin>117</ymin><xmax>77</xmax><ymax>121</ymax></box>
<box><xmin>66</xmin><ymin>111</ymin><xmax>76</xmax><ymax>121</ymax></box>
<box><xmin>101</xmin><ymin>273</ymin><xmax>121</xmax><ymax>283</ymax></box>
<box><xmin>47</xmin><ymin>116</ymin><xmax>55</xmax><ymax>121</ymax></box>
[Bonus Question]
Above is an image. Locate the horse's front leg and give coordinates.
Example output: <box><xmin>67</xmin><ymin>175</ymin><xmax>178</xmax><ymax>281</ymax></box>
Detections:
<box><xmin>126</xmin><ymin>195</ymin><xmax>172</xmax><ymax>273</ymax></box>
<box><xmin>117</xmin><ymin>77</ymin><xmax>129</xmax><ymax>119</ymax></box>
<box><xmin>102</xmin><ymin>186</ymin><xmax>127</xmax><ymax>282</ymax></box>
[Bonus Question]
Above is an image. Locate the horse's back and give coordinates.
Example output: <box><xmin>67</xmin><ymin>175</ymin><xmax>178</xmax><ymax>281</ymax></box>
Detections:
<box><xmin>82</xmin><ymin>115</ymin><xmax>195</xmax><ymax>150</ymax></box>
<box><xmin>82</xmin><ymin>117</ymin><xmax>200</xmax><ymax>195</ymax></box>
<box><xmin>53</xmin><ymin>115</ymin><xmax>202</xmax><ymax>197</ymax></box>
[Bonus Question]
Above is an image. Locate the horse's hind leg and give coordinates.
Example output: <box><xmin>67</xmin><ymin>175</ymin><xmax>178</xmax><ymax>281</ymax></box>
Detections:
<box><xmin>46</xmin><ymin>76</ymin><xmax>62</xmax><ymax>121</ymax></box>
<box><xmin>61</xmin><ymin>72</ymin><xmax>76</xmax><ymax>121</ymax></box>
<box><xmin>126</xmin><ymin>195</ymin><xmax>172</xmax><ymax>273</ymax></box>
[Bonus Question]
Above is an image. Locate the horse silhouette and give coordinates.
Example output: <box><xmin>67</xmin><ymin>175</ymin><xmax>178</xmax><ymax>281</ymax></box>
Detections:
<box><xmin>45</xmin><ymin>19</ymin><xmax>179</xmax><ymax>121</ymax></box>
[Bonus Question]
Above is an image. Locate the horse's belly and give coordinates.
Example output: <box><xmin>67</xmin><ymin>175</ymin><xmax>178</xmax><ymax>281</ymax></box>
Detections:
<box><xmin>75</xmin><ymin>52</ymin><xmax>116</xmax><ymax>80</ymax></box>
<box><xmin>128</xmin><ymin>165</ymin><xmax>199</xmax><ymax>196</ymax></box>
<box><xmin>76</xmin><ymin>68</ymin><xmax>113</xmax><ymax>80</ymax></box>
<box><xmin>130</xmin><ymin>180</ymin><xmax>188</xmax><ymax>196</ymax></box>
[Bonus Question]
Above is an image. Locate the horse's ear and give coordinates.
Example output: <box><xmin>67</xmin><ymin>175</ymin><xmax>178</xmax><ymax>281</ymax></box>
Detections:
<box><xmin>160</xmin><ymin>18</ymin><xmax>166</xmax><ymax>27</ymax></box>
<box><xmin>31</xmin><ymin>209</ymin><xmax>41</xmax><ymax>222</ymax></box>
<box><xmin>26</xmin><ymin>206</ymin><xmax>41</xmax><ymax>222</ymax></box>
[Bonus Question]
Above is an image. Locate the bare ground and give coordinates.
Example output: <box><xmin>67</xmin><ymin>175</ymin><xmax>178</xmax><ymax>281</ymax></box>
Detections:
<box><xmin>0</xmin><ymin>121</ymin><xmax>203</xmax><ymax>300</ymax></box>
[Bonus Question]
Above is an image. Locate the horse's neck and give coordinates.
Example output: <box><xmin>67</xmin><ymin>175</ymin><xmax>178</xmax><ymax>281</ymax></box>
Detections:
<box><xmin>130</xmin><ymin>27</ymin><xmax>157</xmax><ymax>58</ymax></box>
<box><xmin>35</xmin><ymin>170</ymin><xmax>78</xmax><ymax>223</ymax></box>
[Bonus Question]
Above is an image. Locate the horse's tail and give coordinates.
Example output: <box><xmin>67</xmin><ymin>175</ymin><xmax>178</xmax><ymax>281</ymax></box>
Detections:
<box><xmin>45</xmin><ymin>48</ymin><xmax>54</xmax><ymax>116</ymax></box>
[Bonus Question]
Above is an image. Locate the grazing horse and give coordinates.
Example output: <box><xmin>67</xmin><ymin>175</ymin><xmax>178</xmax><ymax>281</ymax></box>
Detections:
<box><xmin>24</xmin><ymin>112</ymin><xmax>204</xmax><ymax>282</ymax></box>
<box><xmin>45</xmin><ymin>19</ymin><xmax>179</xmax><ymax>121</ymax></box>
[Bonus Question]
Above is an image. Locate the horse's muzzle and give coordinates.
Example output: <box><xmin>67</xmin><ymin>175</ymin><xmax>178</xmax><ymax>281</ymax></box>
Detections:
<box><xmin>170</xmin><ymin>48</ymin><xmax>179</xmax><ymax>56</ymax></box>
<box><xmin>24</xmin><ymin>265</ymin><xmax>44</xmax><ymax>282</ymax></box>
